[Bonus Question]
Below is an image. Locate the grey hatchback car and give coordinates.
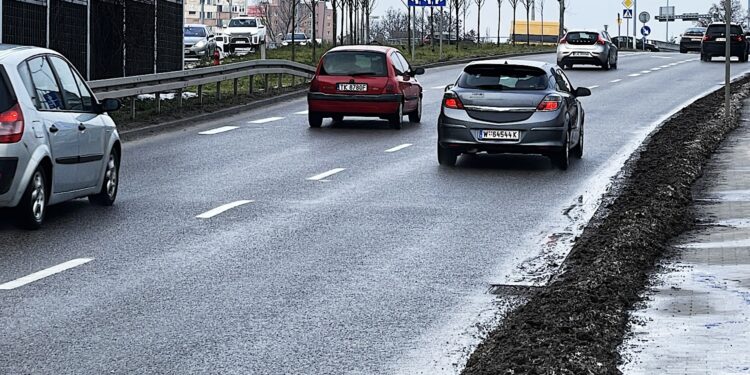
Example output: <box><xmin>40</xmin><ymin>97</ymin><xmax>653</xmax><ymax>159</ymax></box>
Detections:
<box><xmin>437</xmin><ymin>60</ymin><xmax>590</xmax><ymax>169</ymax></box>
<box><xmin>0</xmin><ymin>45</ymin><xmax>122</xmax><ymax>229</ymax></box>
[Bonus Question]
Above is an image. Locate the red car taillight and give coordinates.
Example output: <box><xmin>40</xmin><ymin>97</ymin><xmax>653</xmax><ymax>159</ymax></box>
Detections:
<box><xmin>596</xmin><ymin>36</ymin><xmax>606</xmax><ymax>45</ymax></box>
<box><xmin>0</xmin><ymin>103</ymin><xmax>24</xmax><ymax>143</ymax></box>
<box><xmin>537</xmin><ymin>94</ymin><xmax>562</xmax><ymax>112</ymax></box>
<box><xmin>735</xmin><ymin>35</ymin><xmax>744</xmax><ymax>42</ymax></box>
<box><xmin>559</xmin><ymin>37</ymin><xmax>567</xmax><ymax>44</ymax></box>
<box><xmin>443</xmin><ymin>93</ymin><xmax>464</xmax><ymax>109</ymax></box>
<box><xmin>309</xmin><ymin>77</ymin><xmax>320</xmax><ymax>92</ymax></box>
<box><xmin>384</xmin><ymin>80</ymin><xmax>398</xmax><ymax>94</ymax></box>
<box><xmin>703</xmin><ymin>35</ymin><xmax>713</xmax><ymax>41</ymax></box>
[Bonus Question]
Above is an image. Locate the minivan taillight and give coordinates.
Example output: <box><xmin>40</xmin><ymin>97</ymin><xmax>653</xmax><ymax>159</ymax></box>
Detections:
<box><xmin>537</xmin><ymin>95</ymin><xmax>562</xmax><ymax>112</ymax></box>
<box><xmin>0</xmin><ymin>103</ymin><xmax>24</xmax><ymax>143</ymax></box>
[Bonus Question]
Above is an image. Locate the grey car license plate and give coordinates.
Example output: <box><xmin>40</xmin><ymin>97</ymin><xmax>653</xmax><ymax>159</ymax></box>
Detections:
<box><xmin>573</xmin><ymin>52</ymin><xmax>589</xmax><ymax>56</ymax></box>
<box><xmin>481</xmin><ymin>130</ymin><xmax>520</xmax><ymax>140</ymax></box>
<box><xmin>337</xmin><ymin>83</ymin><xmax>368</xmax><ymax>92</ymax></box>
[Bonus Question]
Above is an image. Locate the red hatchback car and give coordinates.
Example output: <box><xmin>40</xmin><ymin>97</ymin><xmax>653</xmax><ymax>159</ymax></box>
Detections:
<box><xmin>307</xmin><ymin>46</ymin><xmax>424</xmax><ymax>129</ymax></box>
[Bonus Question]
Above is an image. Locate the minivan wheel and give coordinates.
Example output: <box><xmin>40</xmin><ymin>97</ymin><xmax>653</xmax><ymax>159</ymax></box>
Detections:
<box><xmin>554</xmin><ymin>132</ymin><xmax>571</xmax><ymax>170</ymax></box>
<box><xmin>309</xmin><ymin>111</ymin><xmax>323</xmax><ymax>128</ymax></box>
<box><xmin>16</xmin><ymin>167</ymin><xmax>47</xmax><ymax>230</ymax></box>
<box><xmin>437</xmin><ymin>144</ymin><xmax>458</xmax><ymax>167</ymax></box>
<box><xmin>408</xmin><ymin>97</ymin><xmax>422</xmax><ymax>123</ymax></box>
<box><xmin>89</xmin><ymin>150</ymin><xmax>119</xmax><ymax>206</ymax></box>
<box><xmin>390</xmin><ymin>103</ymin><xmax>403</xmax><ymax>129</ymax></box>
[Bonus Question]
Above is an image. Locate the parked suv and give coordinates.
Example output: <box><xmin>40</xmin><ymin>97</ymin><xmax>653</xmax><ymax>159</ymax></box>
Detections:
<box><xmin>307</xmin><ymin>46</ymin><xmax>424</xmax><ymax>129</ymax></box>
<box><xmin>557</xmin><ymin>30</ymin><xmax>618</xmax><ymax>70</ymax></box>
<box><xmin>680</xmin><ymin>27</ymin><xmax>706</xmax><ymax>53</ymax></box>
<box><xmin>0</xmin><ymin>45</ymin><xmax>122</xmax><ymax>229</ymax></box>
<box><xmin>701</xmin><ymin>23</ymin><xmax>750</xmax><ymax>62</ymax></box>
<box><xmin>224</xmin><ymin>17</ymin><xmax>267</xmax><ymax>53</ymax></box>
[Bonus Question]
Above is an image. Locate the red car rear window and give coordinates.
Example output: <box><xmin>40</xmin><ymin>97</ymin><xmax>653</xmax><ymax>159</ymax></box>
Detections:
<box><xmin>320</xmin><ymin>51</ymin><xmax>388</xmax><ymax>77</ymax></box>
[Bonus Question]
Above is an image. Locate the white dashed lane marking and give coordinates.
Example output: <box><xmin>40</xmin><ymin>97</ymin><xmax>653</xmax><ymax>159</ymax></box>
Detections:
<box><xmin>641</xmin><ymin>70</ymin><xmax>652</xmax><ymax>74</ymax></box>
<box><xmin>199</xmin><ymin>126</ymin><xmax>239</xmax><ymax>135</ymax></box>
<box><xmin>307</xmin><ymin>168</ymin><xmax>346</xmax><ymax>181</ymax></box>
<box><xmin>610</xmin><ymin>79</ymin><xmax>623</xmax><ymax>83</ymax></box>
<box><xmin>385</xmin><ymin>144</ymin><xmax>413</xmax><ymax>153</ymax></box>
<box><xmin>588</xmin><ymin>85</ymin><xmax>600</xmax><ymax>89</ymax></box>
<box><xmin>196</xmin><ymin>200</ymin><xmax>254</xmax><ymax>219</ymax></box>
<box><xmin>0</xmin><ymin>258</ymin><xmax>94</xmax><ymax>290</ymax></box>
<box><xmin>295</xmin><ymin>110</ymin><xmax>309</xmax><ymax>115</ymax></box>
<box><xmin>629</xmin><ymin>73</ymin><xmax>641</xmax><ymax>77</ymax></box>
<box><xmin>249</xmin><ymin>117</ymin><xmax>284</xmax><ymax>124</ymax></box>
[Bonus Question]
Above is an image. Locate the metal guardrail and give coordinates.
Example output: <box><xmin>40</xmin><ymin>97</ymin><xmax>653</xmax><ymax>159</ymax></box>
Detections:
<box><xmin>89</xmin><ymin>59</ymin><xmax>316</xmax><ymax>99</ymax></box>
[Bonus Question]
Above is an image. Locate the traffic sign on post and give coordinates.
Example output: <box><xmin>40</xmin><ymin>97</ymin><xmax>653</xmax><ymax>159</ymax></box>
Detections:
<box><xmin>639</xmin><ymin>11</ymin><xmax>650</xmax><ymax>23</ymax></box>
<box><xmin>640</xmin><ymin>25</ymin><xmax>651</xmax><ymax>36</ymax></box>
<box><xmin>623</xmin><ymin>9</ymin><xmax>633</xmax><ymax>18</ymax></box>
<box><xmin>622</xmin><ymin>0</ymin><xmax>633</xmax><ymax>8</ymax></box>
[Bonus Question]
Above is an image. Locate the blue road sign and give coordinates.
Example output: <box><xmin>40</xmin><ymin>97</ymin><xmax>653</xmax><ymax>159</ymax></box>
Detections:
<box><xmin>408</xmin><ymin>0</ymin><xmax>447</xmax><ymax>6</ymax></box>
<box><xmin>623</xmin><ymin>9</ymin><xmax>633</xmax><ymax>18</ymax></box>
<box><xmin>640</xmin><ymin>25</ymin><xmax>651</xmax><ymax>36</ymax></box>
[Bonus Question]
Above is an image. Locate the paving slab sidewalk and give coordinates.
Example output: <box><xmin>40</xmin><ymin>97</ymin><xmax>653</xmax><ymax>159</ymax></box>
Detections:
<box><xmin>619</xmin><ymin>100</ymin><xmax>750</xmax><ymax>374</ymax></box>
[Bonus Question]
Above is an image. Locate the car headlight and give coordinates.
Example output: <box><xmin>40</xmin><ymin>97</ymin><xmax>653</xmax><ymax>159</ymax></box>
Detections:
<box><xmin>195</xmin><ymin>40</ymin><xmax>206</xmax><ymax>48</ymax></box>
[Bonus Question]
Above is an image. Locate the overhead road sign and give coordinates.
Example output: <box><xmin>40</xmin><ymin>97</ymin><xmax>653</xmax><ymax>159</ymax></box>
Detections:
<box><xmin>408</xmin><ymin>0</ymin><xmax>446</xmax><ymax>6</ymax></box>
<box><xmin>655</xmin><ymin>13</ymin><xmax>710</xmax><ymax>22</ymax></box>
<box><xmin>622</xmin><ymin>0</ymin><xmax>633</xmax><ymax>9</ymax></box>
<box><xmin>641</xmin><ymin>26</ymin><xmax>651</xmax><ymax>36</ymax></box>
<box><xmin>623</xmin><ymin>9</ymin><xmax>633</xmax><ymax>19</ymax></box>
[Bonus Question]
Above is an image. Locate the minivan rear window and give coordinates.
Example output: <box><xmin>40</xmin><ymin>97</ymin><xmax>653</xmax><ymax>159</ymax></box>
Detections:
<box><xmin>0</xmin><ymin>67</ymin><xmax>15</xmax><ymax>113</ymax></box>
<box><xmin>565</xmin><ymin>32</ymin><xmax>600</xmax><ymax>45</ymax></box>
<box><xmin>706</xmin><ymin>25</ymin><xmax>743</xmax><ymax>36</ymax></box>
<box><xmin>458</xmin><ymin>65</ymin><xmax>548</xmax><ymax>90</ymax></box>
<box><xmin>320</xmin><ymin>51</ymin><xmax>388</xmax><ymax>77</ymax></box>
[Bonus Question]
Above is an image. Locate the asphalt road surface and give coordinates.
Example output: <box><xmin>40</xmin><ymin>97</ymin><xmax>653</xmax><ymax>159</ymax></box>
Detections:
<box><xmin>1</xmin><ymin>52</ymin><xmax>748</xmax><ymax>374</ymax></box>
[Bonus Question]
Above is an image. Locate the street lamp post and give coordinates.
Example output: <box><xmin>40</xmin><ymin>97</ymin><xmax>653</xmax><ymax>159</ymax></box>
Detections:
<box><xmin>725</xmin><ymin>0</ymin><xmax>731</xmax><ymax>122</ymax></box>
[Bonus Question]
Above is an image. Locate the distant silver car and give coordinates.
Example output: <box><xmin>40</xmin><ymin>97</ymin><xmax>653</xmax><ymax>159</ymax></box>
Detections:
<box><xmin>0</xmin><ymin>45</ymin><xmax>122</xmax><ymax>229</ymax></box>
<box><xmin>184</xmin><ymin>24</ymin><xmax>217</xmax><ymax>58</ymax></box>
<box><xmin>437</xmin><ymin>60</ymin><xmax>590</xmax><ymax>170</ymax></box>
<box><xmin>557</xmin><ymin>30</ymin><xmax>618</xmax><ymax>70</ymax></box>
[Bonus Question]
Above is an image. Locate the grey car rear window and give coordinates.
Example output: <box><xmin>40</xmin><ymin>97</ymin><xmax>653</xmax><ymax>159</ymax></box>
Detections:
<box><xmin>0</xmin><ymin>67</ymin><xmax>15</xmax><ymax>113</ymax></box>
<box><xmin>566</xmin><ymin>32</ymin><xmax>599</xmax><ymax>44</ymax></box>
<box><xmin>458</xmin><ymin>65</ymin><xmax>548</xmax><ymax>90</ymax></box>
<box><xmin>320</xmin><ymin>52</ymin><xmax>388</xmax><ymax>77</ymax></box>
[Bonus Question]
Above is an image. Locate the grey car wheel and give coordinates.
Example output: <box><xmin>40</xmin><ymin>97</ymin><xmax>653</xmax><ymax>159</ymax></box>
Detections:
<box><xmin>554</xmin><ymin>131</ymin><xmax>571</xmax><ymax>170</ymax></box>
<box><xmin>90</xmin><ymin>150</ymin><xmax>119</xmax><ymax>206</ymax></box>
<box><xmin>437</xmin><ymin>143</ymin><xmax>458</xmax><ymax>167</ymax></box>
<box><xmin>16</xmin><ymin>167</ymin><xmax>47</xmax><ymax>229</ymax></box>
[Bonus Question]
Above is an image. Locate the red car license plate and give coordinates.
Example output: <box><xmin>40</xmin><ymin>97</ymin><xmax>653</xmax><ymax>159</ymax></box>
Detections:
<box><xmin>337</xmin><ymin>83</ymin><xmax>368</xmax><ymax>92</ymax></box>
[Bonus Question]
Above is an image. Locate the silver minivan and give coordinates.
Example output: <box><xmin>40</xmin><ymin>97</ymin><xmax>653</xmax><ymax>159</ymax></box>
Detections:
<box><xmin>0</xmin><ymin>45</ymin><xmax>122</xmax><ymax>229</ymax></box>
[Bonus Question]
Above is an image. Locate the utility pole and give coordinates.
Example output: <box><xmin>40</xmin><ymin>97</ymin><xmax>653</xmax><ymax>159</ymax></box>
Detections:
<box><xmin>633</xmin><ymin>0</ymin><xmax>637</xmax><ymax>49</ymax></box>
<box><xmin>725</xmin><ymin>0</ymin><xmax>731</xmax><ymax>123</ymax></box>
<box><xmin>665</xmin><ymin>0</ymin><xmax>669</xmax><ymax>43</ymax></box>
<box><xmin>201</xmin><ymin>0</ymin><xmax>205</xmax><ymax>24</ymax></box>
<box><xmin>557</xmin><ymin>0</ymin><xmax>564</xmax><ymax>40</ymax></box>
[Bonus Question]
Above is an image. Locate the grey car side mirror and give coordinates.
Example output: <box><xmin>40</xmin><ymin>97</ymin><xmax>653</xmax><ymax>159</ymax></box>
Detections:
<box><xmin>99</xmin><ymin>98</ymin><xmax>121</xmax><ymax>113</ymax></box>
<box><xmin>574</xmin><ymin>87</ymin><xmax>591</xmax><ymax>97</ymax></box>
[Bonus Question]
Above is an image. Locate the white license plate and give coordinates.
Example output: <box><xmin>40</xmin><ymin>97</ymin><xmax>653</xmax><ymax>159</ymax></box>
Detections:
<box><xmin>573</xmin><ymin>52</ymin><xmax>589</xmax><ymax>56</ymax></box>
<box><xmin>481</xmin><ymin>130</ymin><xmax>520</xmax><ymax>140</ymax></box>
<box><xmin>337</xmin><ymin>83</ymin><xmax>368</xmax><ymax>92</ymax></box>
<box><xmin>716</xmin><ymin>37</ymin><xmax>726</xmax><ymax>42</ymax></box>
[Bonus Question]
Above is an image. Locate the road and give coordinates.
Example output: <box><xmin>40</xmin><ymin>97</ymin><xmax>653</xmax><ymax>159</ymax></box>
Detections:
<box><xmin>1</xmin><ymin>52</ymin><xmax>748</xmax><ymax>374</ymax></box>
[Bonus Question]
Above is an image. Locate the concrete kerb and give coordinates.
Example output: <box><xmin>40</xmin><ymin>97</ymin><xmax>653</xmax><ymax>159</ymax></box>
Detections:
<box><xmin>119</xmin><ymin>50</ymin><xmax>556</xmax><ymax>140</ymax></box>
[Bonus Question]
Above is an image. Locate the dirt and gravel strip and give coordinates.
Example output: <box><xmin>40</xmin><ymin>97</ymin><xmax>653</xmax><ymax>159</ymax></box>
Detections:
<box><xmin>461</xmin><ymin>76</ymin><xmax>750</xmax><ymax>375</ymax></box>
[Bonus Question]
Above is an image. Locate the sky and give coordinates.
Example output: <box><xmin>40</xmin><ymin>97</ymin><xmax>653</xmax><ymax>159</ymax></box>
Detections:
<box><xmin>370</xmin><ymin>0</ymin><xmax>741</xmax><ymax>41</ymax></box>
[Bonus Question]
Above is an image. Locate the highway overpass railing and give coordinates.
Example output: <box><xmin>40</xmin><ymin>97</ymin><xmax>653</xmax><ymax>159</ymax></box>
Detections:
<box><xmin>88</xmin><ymin>59</ymin><xmax>317</xmax><ymax>119</ymax></box>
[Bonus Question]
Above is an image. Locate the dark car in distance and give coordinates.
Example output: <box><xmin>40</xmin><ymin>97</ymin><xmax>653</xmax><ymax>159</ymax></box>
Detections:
<box><xmin>437</xmin><ymin>60</ymin><xmax>591</xmax><ymax>170</ymax></box>
<box><xmin>701</xmin><ymin>23</ymin><xmax>749</xmax><ymax>62</ymax></box>
<box><xmin>612</xmin><ymin>36</ymin><xmax>660</xmax><ymax>52</ymax></box>
<box><xmin>680</xmin><ymin>27</ymin><xmax>706</xmax><ymax>53</ymax></box>
<box><xmin>307</xmin><ymin>45</ymin><xmax>424</xmax><ymax>129</ymax></box>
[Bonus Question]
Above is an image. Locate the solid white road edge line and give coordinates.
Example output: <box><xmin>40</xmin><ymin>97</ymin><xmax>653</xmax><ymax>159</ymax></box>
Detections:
<box><xmin>199</xmin><ymin>126</ymin><xmax>239</xmax><ymax>135</ymax></box>
<box><xmin>0</xmin><ymin>258</ymin><xmax>94</xmax><ymax>290</ymax></box>
<box><xmin>610</xmin><ymin>79</ymin><xmax>623</xmax><ymax>83</ymax></box>
<box><xmin>196</xmin><ymin>200</ymin><xmax>254</xmax><ymax>219</ymax></box>
<box><xmin>249</xmin><ymin>117</ymin><xmax>284</xmax><ymax>124</ymax></box>
<box><xmin>307</xmin><ymin>168</ymin><xmax>346</xmax><ymax>181</ymax></box>
<box><xmin>385</xmin><ymin>143</ymin><xmax>413</xmax><ymax>153</ymax></box>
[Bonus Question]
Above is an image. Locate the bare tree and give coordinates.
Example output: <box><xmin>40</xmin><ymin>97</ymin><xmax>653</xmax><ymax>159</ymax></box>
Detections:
<box><xmin>521</xmin><ymin>0</ymin><xmax>532</xmax><ymax>45</ymax></box>
<box><xmin>557</xmin><ymin>0</ymin><xmax>570</xmax><ymax>40</ymax></box>
<box><xmin>462</xmin><ymin>0</ymin><xmax>471</xmax><ymax>41</ymax></box>
<box><xmin>496</xmin><ymin>0</ymin><xmax>504</xmax><ymax>45</ymax></box>
<box><xmin>453</xmin><ymin>0</ymin><xmax>461</xmax><ymax>49</ymax></box>
<box><xmin>538</xmin><ymin>0</ymin><xmax>544</xmax><ymax>43</ymax></box>
<box><xmin>708</xmin><ymin>0</ymin><xmax>743</xmax><ymax>23</ymax></box>
<box><xmin>474</xmin><ymin>0</ymin><xmax>486</xmax><ymax>44</ymax></box>
<box><xmin>332</xmin><ymin>0</ymin><xmax>338</xmax><ymax>46</ymax></box>
<box><xmin>508</xmin><ymin>0</ymin><xmax>519</xmax><ymax>44</ymax></box>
